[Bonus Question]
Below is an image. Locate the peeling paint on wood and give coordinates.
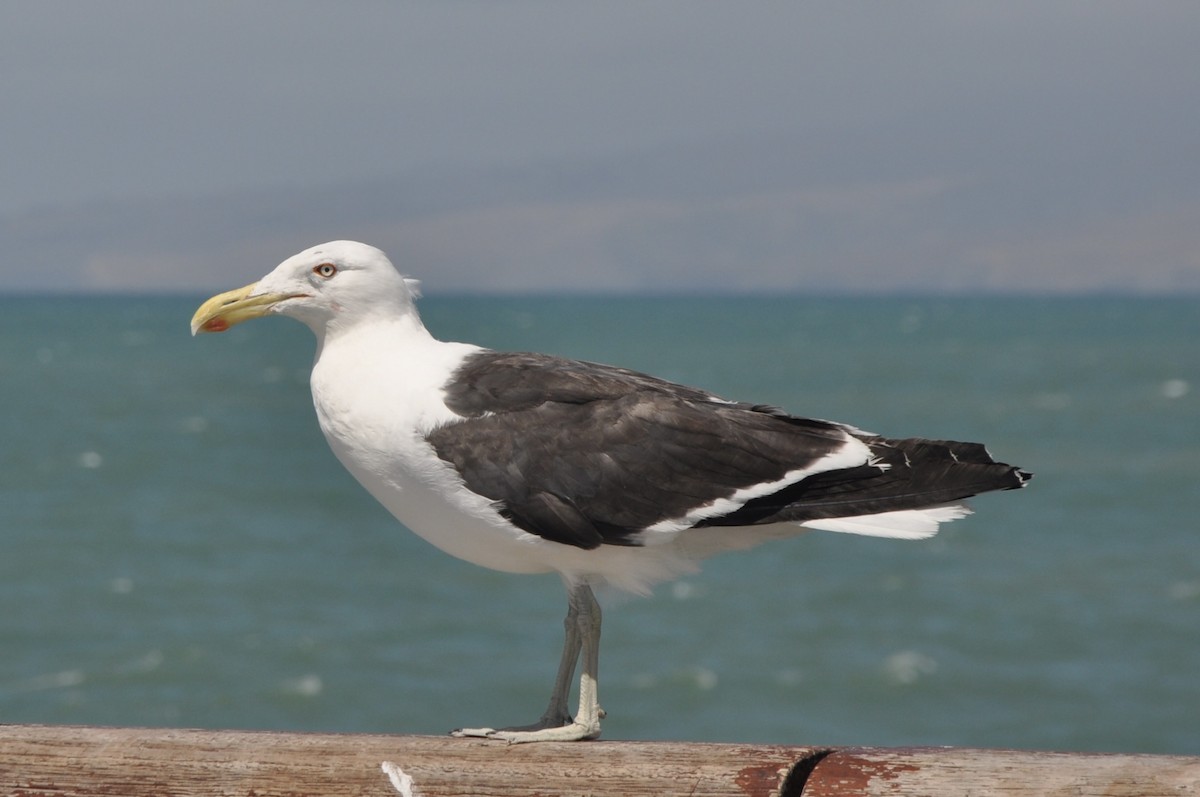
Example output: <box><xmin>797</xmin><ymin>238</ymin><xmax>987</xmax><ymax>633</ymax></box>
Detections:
<box><xmin>803</xmin><ymin>747</ymin><xmax>1200</xmax><ymax>797</ymax></box>
<box><xmin>382</xmin><ymin>761</ymin><xmax>423</xmax><ymax>797</ymax></box>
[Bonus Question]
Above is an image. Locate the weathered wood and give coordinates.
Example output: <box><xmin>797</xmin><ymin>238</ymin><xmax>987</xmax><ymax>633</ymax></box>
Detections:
<box><xmin>0</xmin><ymin>725</ymin><xmax>812</xmax><ymax>797</ymax></box>
<box><xmin>3</xmin><ymin>725</ymin><xmax>1200</xmax><ymax>797</ymax></box>
<box><xmin>803</xmin><ymin>746</ymin><xmax>1200</xmax><ymax>797</ymax></box>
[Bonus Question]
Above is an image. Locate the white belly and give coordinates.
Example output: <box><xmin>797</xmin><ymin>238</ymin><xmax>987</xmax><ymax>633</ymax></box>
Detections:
<box><xmin>331</xmin><ymin>437</ymin><xmax>555</xmax><ymax>575</ymax></box>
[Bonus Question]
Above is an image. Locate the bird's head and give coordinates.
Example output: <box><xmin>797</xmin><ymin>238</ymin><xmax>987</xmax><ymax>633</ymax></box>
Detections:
<box><xmin>190</xmin><ymin>241</ymin><xmax>421</xmax><ymax>337</ymax></box>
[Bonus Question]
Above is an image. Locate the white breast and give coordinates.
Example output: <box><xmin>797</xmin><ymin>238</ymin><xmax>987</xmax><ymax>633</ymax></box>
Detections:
<box><xmin>309</xmin><ymin>323</ymin><xmax>554</xmax><ymax>574</ymax></box>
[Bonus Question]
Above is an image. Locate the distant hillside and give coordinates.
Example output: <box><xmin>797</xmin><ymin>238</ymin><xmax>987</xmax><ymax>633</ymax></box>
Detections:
<box><xmin>5</xmin><ymin>134</ymin><xmax>1198</xmax><ymax>294</ymax></box>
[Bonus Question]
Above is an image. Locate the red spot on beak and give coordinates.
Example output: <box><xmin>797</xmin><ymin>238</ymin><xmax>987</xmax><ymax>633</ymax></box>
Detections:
<box><xmin>203</xmin><ymin>318</ymin><xmax>229</xmax><ymax>332</ymax></box>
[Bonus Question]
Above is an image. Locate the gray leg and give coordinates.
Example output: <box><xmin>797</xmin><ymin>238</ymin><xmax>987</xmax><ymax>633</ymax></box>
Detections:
<box><xmin>538</xmin><ymin>587</ymin><xmax>585</xmax><ymax>727</ymax></box>
<box><xmin>452</xmin><ymin>582</ymin><xmax>604</xmax><ymax>743</ymax></box>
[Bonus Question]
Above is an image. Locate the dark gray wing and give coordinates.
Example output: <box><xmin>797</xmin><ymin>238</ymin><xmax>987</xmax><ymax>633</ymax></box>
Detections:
<box><xmin>427</xmin><ymin>352</ymin><xmax>860</xmax><ymax>548</ymax></box>
<box><xmin>428</xmin><ymin>351</ymin><xmax>1030</xmax><ymax>550</ymax></box>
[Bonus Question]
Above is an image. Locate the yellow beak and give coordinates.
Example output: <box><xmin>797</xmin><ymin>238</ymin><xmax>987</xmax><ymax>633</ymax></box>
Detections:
<box><xmin>190</xmin><ymin>283</ymin><xmax>299</xmax><ymax>335</ymax></box>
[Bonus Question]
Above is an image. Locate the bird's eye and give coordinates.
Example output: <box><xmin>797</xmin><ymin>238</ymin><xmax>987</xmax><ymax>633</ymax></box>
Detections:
<box><xmin>313</xmin><ymin>263</ymin><xmax>338</xmax><ymax>279</ymax></box>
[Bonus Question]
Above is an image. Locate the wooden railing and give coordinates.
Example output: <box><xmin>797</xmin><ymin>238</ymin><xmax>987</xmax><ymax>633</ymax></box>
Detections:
<box><xmin>2</xmin><ymin>725</ymin><xmax>1198</xmax><ymax>796</ymax></box>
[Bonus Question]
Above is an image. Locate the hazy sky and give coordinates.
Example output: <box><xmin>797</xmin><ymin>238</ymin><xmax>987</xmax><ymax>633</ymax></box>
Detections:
<box><xmin>3</xmin><ymin>2</ymin><xmax>1198</xmax><ymax>293</ymax></box>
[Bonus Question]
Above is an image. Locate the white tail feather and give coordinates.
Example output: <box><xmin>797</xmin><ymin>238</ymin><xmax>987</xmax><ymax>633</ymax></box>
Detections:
<box><xmin>801</xmin><ymin>504</ymin><xmax>972</xmax><ymax>540</ymax></box>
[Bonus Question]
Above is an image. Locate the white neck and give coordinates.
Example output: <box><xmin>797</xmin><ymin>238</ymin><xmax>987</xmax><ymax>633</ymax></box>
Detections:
<box><xmin>310</xmin><ymin>301</ymin><xmax>436</xmax><ymax>361</ymax></box>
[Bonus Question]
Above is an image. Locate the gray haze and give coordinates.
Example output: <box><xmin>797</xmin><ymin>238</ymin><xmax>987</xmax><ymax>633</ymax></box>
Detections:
<box><xmin>3</xmin><ymin>2</ymin><xmax>1198</xmax><ymax>294</ymax></box>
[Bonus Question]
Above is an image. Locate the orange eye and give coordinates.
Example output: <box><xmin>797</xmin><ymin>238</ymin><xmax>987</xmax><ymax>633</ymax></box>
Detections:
<box><xmin>313</xmin><ymin>263</ymin><xmax>337</xmax><ymax>279</ymax></box>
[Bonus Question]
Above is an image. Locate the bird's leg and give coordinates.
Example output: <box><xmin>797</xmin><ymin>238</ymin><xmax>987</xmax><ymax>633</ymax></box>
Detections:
<box><xmin>451</xmin><ymin>583</ymin><xmax>604</xmax><ymax>743</ymax></box>
<box><xmin>569</xmin><ymin>583</ymin><xmax>604</xmax><ymax>733</ymax></box>
<box><xmin>537</xmin><ymin>589</ymin><xmax>585</xmax><ymax>727</ymax></box>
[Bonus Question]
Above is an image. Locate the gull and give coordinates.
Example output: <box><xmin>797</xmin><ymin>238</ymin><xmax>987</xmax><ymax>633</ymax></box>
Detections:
<box><xmin>192</xmin><ymin>240</ymin><xmax>1030</xmax><ymax>742</ymax></box>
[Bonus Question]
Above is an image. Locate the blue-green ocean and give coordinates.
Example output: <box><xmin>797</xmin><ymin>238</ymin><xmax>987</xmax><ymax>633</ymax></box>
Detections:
<box><xmin>1</xmin><ymin>294</ymin><xmax>1197</xmax><ymax>754</ymax></box>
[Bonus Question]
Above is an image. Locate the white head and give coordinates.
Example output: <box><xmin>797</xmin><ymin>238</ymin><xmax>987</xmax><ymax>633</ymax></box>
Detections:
<box><xmin>191</xmin><ymin>241</ymin><xmax>423</xmax><ymax>338</ymax></box>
